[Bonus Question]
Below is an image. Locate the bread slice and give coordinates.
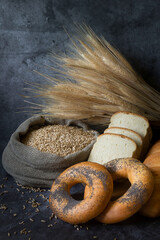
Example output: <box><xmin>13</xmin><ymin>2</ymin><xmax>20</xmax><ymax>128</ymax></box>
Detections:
<box><xmin>88</xmin><ymin>133</ymin><xmax>140</xmax><ymax>165</ymax></box>
<box><xmin>108</xmin><ymin>111</ymin><xmax>152</xmax><ymax>156</ymax></box>
<box><xmin>104</xmin><ymin>127</ymin><xmax>143</xmax><ymax>154</ymax></box>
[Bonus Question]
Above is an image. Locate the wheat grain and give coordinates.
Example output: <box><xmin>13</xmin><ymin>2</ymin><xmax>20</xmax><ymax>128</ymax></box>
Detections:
<box><xmin>21</xmin><ymin>124</ymin><xmax>95</xmax><ymax>156</ymax></box>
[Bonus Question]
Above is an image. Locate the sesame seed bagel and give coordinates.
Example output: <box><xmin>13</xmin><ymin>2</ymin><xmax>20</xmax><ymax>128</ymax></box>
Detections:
<box><xmin>49</xmin><ymin>162</ymin><xmax>113</xmax><ymax>224</ymax></box>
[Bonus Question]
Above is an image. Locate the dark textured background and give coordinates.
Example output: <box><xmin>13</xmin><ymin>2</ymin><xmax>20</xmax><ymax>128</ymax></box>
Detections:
<box><xmin>0</xmin><ymin>0</ymin><xmax>160</xmax><ymax>239</ymax></box>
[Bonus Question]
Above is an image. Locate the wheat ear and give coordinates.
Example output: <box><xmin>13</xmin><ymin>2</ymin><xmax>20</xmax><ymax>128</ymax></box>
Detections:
<box><xmin>28</xmin><ymin>25</ymin><xmax>160</xmax><ymax>126</ymax></box>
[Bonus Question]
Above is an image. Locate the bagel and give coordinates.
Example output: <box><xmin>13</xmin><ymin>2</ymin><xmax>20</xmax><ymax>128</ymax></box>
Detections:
<box><xmin>140</xmin><ymin>153</ymin><xmax>160</xmax><ymax>217</ymax></box>
<box><xmin>111</xmin><ymin>180</ymin><xmax>130</xmax><ymax>200</ymax></box>
<box><xmin>85</xmin><ymin>158</ymin><xmax>154</xmax><ymax>224</ymax></box>
<box><xmin>49</xmin><ymin>162</ymin><xmax>113</xmax><ymax>224</ymax></box>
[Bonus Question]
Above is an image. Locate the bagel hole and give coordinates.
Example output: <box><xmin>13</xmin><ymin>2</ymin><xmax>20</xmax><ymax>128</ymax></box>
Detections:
<box><xmin>70</xmin><ymin>183</ymin><xmax>85</xmax><ymax>201</ymax></box>
<box><xmin>111</xmin><ymin>178</ymin><xmax>131</xmax><ymax>201</ymax></box>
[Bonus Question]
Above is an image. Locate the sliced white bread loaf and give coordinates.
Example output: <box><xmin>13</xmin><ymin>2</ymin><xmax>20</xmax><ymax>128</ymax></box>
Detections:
<box><xmin>108</xmin><ymin>111</ymin><xmax>152</xmax><ymax>156</ymax></box>
<box><xmin>104</xmin><ymin>127</ymin><xmax>143</xmax><ymax>155</ymax></box>
<box><xmin>88</xmin><ymin>133</ymin><xmax>140</xmax><ymax>165</ymax></box>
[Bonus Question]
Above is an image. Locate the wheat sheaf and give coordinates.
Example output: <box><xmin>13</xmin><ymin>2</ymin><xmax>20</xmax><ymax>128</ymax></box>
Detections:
<box><xmin>25</xmin><ymin>25</ymin><xmax>160</xmax><ymax>126</ymax></box>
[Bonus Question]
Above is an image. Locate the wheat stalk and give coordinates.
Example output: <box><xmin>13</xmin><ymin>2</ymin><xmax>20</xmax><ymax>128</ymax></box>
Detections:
<box><xmin>27</xmin><ymin>24</ymin><xmax>160</xmax><ymax>126</ymax></box>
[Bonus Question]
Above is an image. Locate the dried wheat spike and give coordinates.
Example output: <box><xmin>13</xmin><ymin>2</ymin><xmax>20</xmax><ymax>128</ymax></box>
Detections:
<box><xmin>27</xmin><ymin>24</ymin><xmax>160</xmax><ymax>126</ymax></box>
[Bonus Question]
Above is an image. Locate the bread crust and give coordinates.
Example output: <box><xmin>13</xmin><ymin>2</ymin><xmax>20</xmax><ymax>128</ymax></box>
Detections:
<box><xmin>109</xmin><ymin>111</ymin><xmax>152</xmax><ymax>158</ymax></box>
<box><xmin>104</xmin><ymin>126</ymin><xmax>143</xmax><ymax>145</ymax></box>
<box><xmin>146</xmin><ymin>140</ymin><xmax>160</xmax><ymax>156</ymax></box>
<box><xmin>110</xmin><ymin>111</ymin><xmax>151</xmax><ymax>124</ymax></box>
<box><xmin>89</xmin><ymin>133</ymin><xmax>141</xmax><ymax>163</ymax></box>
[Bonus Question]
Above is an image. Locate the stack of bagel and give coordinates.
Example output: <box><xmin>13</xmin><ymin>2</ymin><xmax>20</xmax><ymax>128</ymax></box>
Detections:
<box><xmin>49</xmin><ymin>111</ymin><xmax>160</xmax><ymax>225</ymax></box>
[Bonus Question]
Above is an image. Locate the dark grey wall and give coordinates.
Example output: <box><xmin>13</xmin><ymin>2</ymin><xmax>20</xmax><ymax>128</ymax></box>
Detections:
<box><xmin>1</xmin><ymin>0</ymin><xmax>160</xmax><ymax>155</ymax></box>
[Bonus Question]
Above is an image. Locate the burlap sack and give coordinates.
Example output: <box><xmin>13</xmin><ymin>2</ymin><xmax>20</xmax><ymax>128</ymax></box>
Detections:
<box><xmin>2</xmin><ymin>116</ymin><xmax>99</xmax><ymax>188</ymax></box>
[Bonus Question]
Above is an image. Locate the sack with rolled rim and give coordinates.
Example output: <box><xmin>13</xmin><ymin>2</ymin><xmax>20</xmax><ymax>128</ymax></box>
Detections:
<box><xmin>2</xmin><ymin>115</ymin><xmax>99</xmax><ymax>188</ymax></box>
